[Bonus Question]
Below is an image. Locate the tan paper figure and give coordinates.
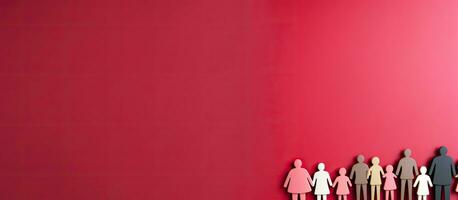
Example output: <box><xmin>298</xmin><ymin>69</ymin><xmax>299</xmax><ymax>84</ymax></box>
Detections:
<box><xmin>367</xmin><ymin>157</ymin><xmax>384</xmax><ymax>200</ymax></box>
<box><xmin>395</xmin><ymin>149</ymin><xmax>419</xmax><ymax>200</ymax></box>
<box><xmin>350</xmin><ymin>155</ymin><xmax>369</xmax><ymax>200</ymax></box>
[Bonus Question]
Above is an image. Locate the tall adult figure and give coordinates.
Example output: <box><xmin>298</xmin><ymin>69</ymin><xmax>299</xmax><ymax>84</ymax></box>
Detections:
<box><xmin>429</xmin><ymin>146</ymin><xmax>456</xmax><ymax>200</ymax></box>
<box><xmin>350</xmin><ymin>155</ymin><xmax>369</xmax><ymax>200</ymax></box>
<box><xmin>284</xmin><ymin>159</ymin><xmax>313</xmax><ymax>200</ymax></box>
<box><xmin>396</xmin><ymin>149</ymin><xmax>419</xmax><ymax>200</ymax></box>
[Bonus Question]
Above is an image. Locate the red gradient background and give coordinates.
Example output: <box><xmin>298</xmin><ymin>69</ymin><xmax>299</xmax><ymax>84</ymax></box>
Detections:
<box><xmin>1</xmin><ymin>0</ymin><xmax>458</xmax><ymax>200</ymax></box>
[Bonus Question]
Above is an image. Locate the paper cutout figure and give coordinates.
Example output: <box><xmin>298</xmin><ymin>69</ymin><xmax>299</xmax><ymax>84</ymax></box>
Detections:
<box><xmin>413</xmin><ymin>166</ymin><xmax>433</xmax><ymax>200</ymax></box>
<box><xmin>312</xmin><ymin>163</ymin><xmax>333</xmax><ymax>200</ymax></box>
<box><xmin>383</xmin><ymin>165</ymin><xmax>397</xmax><ymax>200</ymax></box>
<box><xmin>284</xmin><ymin>159</ymin><xmax>313</xmax><ymax>200</ymax></box>
<box><xmin>455</xmin><ymin>174</ymin><xmax>458</xmax><ymax>192</ymax></box>
<box><xmin>333</xmin><ymin>168</ymin><xmax>352</xmax><ymax>200</ymax></box>
<box><xmin>350</xmin><ymin>155</ymin><xmax>369</xmax><ymax>200</ymax></box>
<box><xmin>395</xmin><ymin>149</ymin><xmax>419</xmax><ymax>200</ymax></box>
<box><xmin>367</xmin><ymin>157</ymin><xmax>384</xmax><ymax>200</ymax></box>
<box><xmin>429</xmin><ymin>146</ymin><xmax>456</xmax><ymax>200</ymax></box>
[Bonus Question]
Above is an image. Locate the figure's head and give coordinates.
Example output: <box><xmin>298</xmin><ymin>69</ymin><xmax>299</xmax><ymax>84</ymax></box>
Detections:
<box><xmin>386</xmin><ymin>165</ymin><xmax>393</xmax><ymax>172</ymax></box>
<box><xmin>357</xmin><ymin>155</ymin><xmax>365</xmax><ymax>163</ymax></box>
<box><xmin>318</xmin><ymin>163</ymin><xmax>325</xmax><ymax>171</ymax></box>
<box><xmin>372</xmin><ymin>157</ymin><xmax>380</xmax><ymax>165</ymax></box>
<box><xmin>439</xmin><ymin>146</ymin><xmax>448</xmax><ymax>155</ymax></box>
<box><xmin>294</xmin><ymin>159</ymin><xmax>302</xmax><ymax>168</ymax></box>
<box><xmin>420</xmin><ymin>166</ymin><xmax>427</xmax><ymax>174</ymax></box>
<box><xmin>339</xmin><ymin>168</ymin><xmax>347</xmax><ymax>175</ymax></box>
<box><xmin>404</xmin><ymin>149</ymin><xmax>412</xmax><ymax>157</ymax></box>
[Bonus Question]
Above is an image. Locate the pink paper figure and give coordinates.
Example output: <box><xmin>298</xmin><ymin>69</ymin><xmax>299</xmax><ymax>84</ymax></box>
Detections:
<box><xmin>284</xmin><ymin>159</ymin><xmax>313</xmax><ymax>200</ymax></box>
<box><xmin>383</xmin><ymin>165</ymin><xmax>397</xmax><ymax>200</ymax></box>
<box><xmin>333</xmin><ymin>168</ymin><xmax>353</xmax><ymax>200</ymax></box>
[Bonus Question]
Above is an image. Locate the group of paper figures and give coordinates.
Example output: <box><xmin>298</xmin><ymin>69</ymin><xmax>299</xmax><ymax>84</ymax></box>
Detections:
<box><xmin>284</xmin><ymin>146</ymin><xmax>458</xmax><ymax>200</ymax></box>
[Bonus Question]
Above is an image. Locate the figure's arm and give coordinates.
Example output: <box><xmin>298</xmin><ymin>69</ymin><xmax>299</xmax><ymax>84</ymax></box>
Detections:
<box><xmin>429</xmin><ymin>160</ymin><xmax>436</xmax><ymax>176</ymax></box>
<box><xmin>380</xmin><ymin>167</ymin><xmax>385</xmax><ymax>176</ymax></box>
<box><xmin>367</xmin><ymin>168</ymin><xmax>372</xmax><ymax>179</ymax></box>
<box><xmin>427</xmin><ymin>176</ymin><xmax>433</xmax><ymax>187</ymax></box>
<box><xmin>393</xmin><ymin>173</ymin><xmax>397</xmax><ymax>178</ymax></box>
<box><xmin>413</xmin><ymin>177</ymin><xmax>419</xmax><ymax>187</ymax></box>
<box><xmin>451</xmin><ymin>160</ymin><xmax>456</xmax><ymax>177</ymax></box>
<box><xmin>413</xmin><ymin>161</ymin><xmax>419</xmax><ymax>176</ymax></box>
<box><xmin>347</xmin><ymin>178</ymin><xmax>352</xmax><ymax>187</ymax></box>
<box><xmin>327</xmin><ymin>173</ymin><xmax>333</xmax><ymax>186</ymax></box>
<box><xmin>395</xmin><ymin>163</ymin><xmax>401</xmax><ymax>176</ymax></box>
<box><xmin>306</xmin><ymin>170</ymin><xmax>313</xmax><ymax>185</ymax></box>
<box><xmin>350</xmin><ymin>166</ymin><xmax>355</xmax><ymax>180</ymax></box>
<box><xmin>332</xmin><ymin>179</ymin><xmax>337</xmax><ymax>188</ymax></box>
<box><xmin>283</xmin><ymin>171</ymin><xmax>291</xmax><ymax>188</ymax></box>
<box><xmin>312</xmin><ymin>175</ymin><xmax>317</xmax><ymax>187</ymax></box>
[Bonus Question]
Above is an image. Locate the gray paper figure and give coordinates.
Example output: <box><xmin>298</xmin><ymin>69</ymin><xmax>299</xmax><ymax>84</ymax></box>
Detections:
<box><xmin>428</xmin><ymin>146</ymin><xmax>456</xmax><ymax>200</ymax></box>
<box><xmin>350</xmin><ymin>155</ymin><xmax>369</xmax><ymax>200</ymax></box>
<box><xmin>395</xmin><ymin>149</ymin><xmax>419</xmax><ymax>200</ymax></box>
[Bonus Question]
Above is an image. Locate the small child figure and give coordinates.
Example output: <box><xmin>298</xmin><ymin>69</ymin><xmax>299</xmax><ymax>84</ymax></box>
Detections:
<box><xmin>413</xmin><ymin>166</ymin><xmax>433</xmax><ymax>200</ymax></box>
<box><xmin>455</xmin><ymin>173</ymin><xmax>458</xmax><ymax>192</ymax></box>
<box><xmin>383</xmin><ymin>165</ymin><xmax>397</xmax><ymax>200</ymax></box>
<box><xmin>333</xmin><ymin>168</ymin><xmax>352</xmax><ymax>200</ymax></box>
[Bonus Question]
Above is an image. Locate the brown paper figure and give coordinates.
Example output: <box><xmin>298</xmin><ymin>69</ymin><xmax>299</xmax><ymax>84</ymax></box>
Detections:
<box><xmin>350</xmin><ymin>155</ymin><xmax>369</xmax><ymax>200</ymax></box>
<box><xmin>395</xmin><ymin>149</ymin><xmax>419</xmax><ymax>200</ymax></box>
<box><xmin>368</xmin><ymin>157</ymin><xmax>384</xmax><ymax>200</ymax></box>
<box><xmin>429</xmin><ymin>146</ymin><xmax>456</xmax><ymax>200</ymax></box>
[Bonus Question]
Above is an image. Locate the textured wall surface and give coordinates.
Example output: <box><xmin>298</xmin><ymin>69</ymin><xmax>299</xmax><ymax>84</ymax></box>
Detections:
<box><xmin>1</xmin><ymin>0</ymin><xmax>458</xmax><ymax>199</ymax></box>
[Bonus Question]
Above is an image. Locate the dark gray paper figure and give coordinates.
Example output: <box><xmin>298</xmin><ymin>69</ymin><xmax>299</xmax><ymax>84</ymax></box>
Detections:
<box><xmin>350</xmin><ymin>155</ymin><xmax>369</xmax><ymax>200</ymax></box>
<box><xmin>395</xmin><ymin>149</ymin><xmax>419</xmax><ymax>200</ymax></box>
<box><xmin>429</xmin><ymin>146</ymin><xmax>456</xmax><ymax>200</ymax></box>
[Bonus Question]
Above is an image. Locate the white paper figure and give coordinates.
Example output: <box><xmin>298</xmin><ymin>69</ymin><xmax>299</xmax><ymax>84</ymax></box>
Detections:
<box><xmin>312</xmin><ymin>163</ymin><xmax>333</xmax><ymax>200</ymax></box>
<box><xmin>413</xmin><ymin>166</ymin><xmax>433</xmax><ymax>200</ymax></box>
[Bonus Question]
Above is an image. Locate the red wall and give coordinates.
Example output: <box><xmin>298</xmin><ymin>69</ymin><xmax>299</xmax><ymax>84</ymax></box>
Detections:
<box><xmin>1</xmin><ymin>0</ymin><xmax>458</xmax><ymax>199</ymax></box>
